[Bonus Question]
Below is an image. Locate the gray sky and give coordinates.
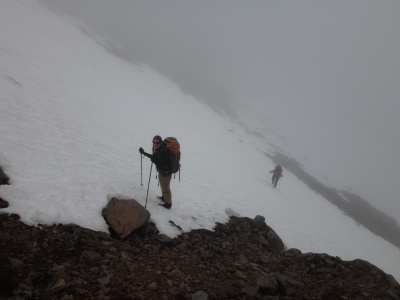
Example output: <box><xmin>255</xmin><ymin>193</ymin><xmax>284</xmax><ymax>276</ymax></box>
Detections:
<box><xmin>40</xmin><ymin>0</ymin><xmax>400</xmax><ymax>221</ymax></box>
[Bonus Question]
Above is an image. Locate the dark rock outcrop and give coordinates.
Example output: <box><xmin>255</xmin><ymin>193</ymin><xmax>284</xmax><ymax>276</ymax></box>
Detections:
<box><xmin>0</xmin><ymin>213</ymin><xmax>399</xmax><ymax>300</ymax></box>
<box><xmin>0</xmin><ymin>166</ymin><xmax>10</xmax><ymax>210</ymax></box>
<box><xmin>0</xmin><ymin>198</ymin><xmax>8</xmax><ymax>209</ymax></box>
<box><xmin>0</xmin><ymin>166</ymin><xmax>9</xmax><ymax>185</ymax></box>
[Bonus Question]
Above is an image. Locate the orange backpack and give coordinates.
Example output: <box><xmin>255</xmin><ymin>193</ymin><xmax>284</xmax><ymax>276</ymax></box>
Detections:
<box><xmin>163</xmin><ymin>137</ymin><xmax>181</xmax><ymax>174</ymax></box>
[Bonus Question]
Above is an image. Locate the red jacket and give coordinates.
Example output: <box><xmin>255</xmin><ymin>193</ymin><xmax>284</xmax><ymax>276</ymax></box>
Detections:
<box><xmin>270</xmin><ymin>165</ymin><xmax>283</xmax><ymax>177</ymax></box>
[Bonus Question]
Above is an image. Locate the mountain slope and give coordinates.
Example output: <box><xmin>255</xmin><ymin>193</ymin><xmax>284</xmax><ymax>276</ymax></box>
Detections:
<box><xmin>1</xmin><ymin>0</ymin><xmax>400</xmax><ymax>282</ymax></box>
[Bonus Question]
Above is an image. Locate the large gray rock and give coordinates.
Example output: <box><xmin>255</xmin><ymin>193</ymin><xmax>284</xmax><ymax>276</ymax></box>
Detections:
<box><xmin>102</xmin><ymin>197</ymin><xmax>150</xmax><ymax>239</ymax></box>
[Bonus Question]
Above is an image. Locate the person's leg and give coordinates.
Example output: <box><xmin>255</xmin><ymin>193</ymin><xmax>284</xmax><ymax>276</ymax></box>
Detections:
<box><xmin>274</xmin><ymin>177</ymin><xmax>279</xmax><ymax>188</ymax></box>
<box><xmin>159</xmin><ymin>173</ymin><xmax>172</xmax><ymax>205</ymax></box>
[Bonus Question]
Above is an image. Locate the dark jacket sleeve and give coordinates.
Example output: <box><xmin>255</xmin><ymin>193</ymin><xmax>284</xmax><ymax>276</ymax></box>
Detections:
<box><xmin>142</xmin><ymin>146</ymin><xmax>172</xmax><ymax>174</ymax></box>
<box><xmin>142</xmin><ymin>151</ymin><xmax>152</xmax><ymax>159</ymax></box>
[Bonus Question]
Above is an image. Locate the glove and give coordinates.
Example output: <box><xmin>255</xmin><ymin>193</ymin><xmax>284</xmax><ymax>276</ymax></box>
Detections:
<box><xmin>139</xmin><ymin>147</ymin><xmax>144</xmax><ymax>154</ymax></box>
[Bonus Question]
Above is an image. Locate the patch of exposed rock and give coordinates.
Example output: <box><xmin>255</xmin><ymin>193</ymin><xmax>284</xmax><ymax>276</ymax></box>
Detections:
<box><xmin>0</xmin><ymin>167</ymin><xmax>9</xmax><ymax>185</ymax></box>
<box><xmin>0</xmin><ymin>213</ymin><xmax>399</xmax><ymax>300</ymax></box>
<box><xmin>0</xmin><ymin>166</ymin><xmax>9</xmax><ymax>209</ymax></box>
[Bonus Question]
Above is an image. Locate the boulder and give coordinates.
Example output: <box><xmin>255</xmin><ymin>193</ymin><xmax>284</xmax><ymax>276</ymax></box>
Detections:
<box><xmin>0</xmin><ymin>198</ymin><xmax>9</xmax><ymax>209</ymax></box>
<box><xmin>267</xmin><ymin>228</ymin><xmax>284</xmax><ymax>251</ymax></box>
<box><xmin>102</xmin><ymin>197</ymin><xmax>150</xmax><ymax>239</ymax></box>
<box><xmin>253</xmin><ymin>215</ymin><xmax>266</xmax><ymax>229</ymax></box>
<box><xmin>0</xmin><ymin>166</ymin><xmax>9</xmax><ymax>185</ymax></box>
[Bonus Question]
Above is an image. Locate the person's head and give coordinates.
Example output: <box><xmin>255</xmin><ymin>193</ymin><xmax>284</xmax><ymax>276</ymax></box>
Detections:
<box><xmin>152</xmin><ymin>135</ymin><xmax>162</xmax><ymax>150</ymax></box>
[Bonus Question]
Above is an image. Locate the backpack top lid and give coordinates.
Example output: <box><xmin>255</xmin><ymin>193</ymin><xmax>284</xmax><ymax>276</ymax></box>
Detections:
<box><xmin>163</xmin><ymin>137</ymin><xmax>180</xmax><ymax>155</ymax></box>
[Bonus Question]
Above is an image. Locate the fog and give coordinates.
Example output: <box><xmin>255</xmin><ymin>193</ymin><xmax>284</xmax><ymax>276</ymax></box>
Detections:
<box><xmin>39</xmin><ymin>0</ymin><xmax>400</xmax><ymax>221</ymax></box>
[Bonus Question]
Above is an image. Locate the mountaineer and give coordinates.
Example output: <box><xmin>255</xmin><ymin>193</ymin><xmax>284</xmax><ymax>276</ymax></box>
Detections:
<box><xmin>139</xmin><ymin>135</ymin><xmax>180</xmax><ymax>209</ymax></box>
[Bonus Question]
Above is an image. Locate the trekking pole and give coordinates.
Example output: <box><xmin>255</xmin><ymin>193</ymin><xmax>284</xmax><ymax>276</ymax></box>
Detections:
<box><xmin>145</xmin><ymin>163</ymin><xmax>153</xmax><ymax>208</ymax></box>
<box><xmin>140</xmin><ymin>154</ymin><xmax>143</xmax><ymax>186</ymax></box>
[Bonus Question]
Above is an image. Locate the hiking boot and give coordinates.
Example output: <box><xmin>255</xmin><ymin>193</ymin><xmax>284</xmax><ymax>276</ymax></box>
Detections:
<box><xmin>157</xmin><ymin>196</ymin><xmax>165</xmax><ymax>202</ymax></box>
<box><xmin>159</xmin><ymin>202</ymin><xmax>172</xmax><ymax>209</ymax></box>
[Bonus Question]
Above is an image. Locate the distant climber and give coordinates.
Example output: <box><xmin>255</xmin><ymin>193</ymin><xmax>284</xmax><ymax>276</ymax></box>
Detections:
<box><xmin>269</xmin><ymin>165</ymin><xmax>283</xmax><ymax>188</ymax></box>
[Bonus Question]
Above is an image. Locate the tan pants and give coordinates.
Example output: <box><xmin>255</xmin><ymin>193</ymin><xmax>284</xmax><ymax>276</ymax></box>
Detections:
<box><xmin>158</xmin><ymin>172</ymin><xmax>172</xmax><ymax>204</ymax></box>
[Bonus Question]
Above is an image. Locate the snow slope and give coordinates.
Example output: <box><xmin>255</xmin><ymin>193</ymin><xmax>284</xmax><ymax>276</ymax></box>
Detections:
<box><xmin>1</xmin><ymin>0</ymin><xmax>399</xmax><ymax>281</ymax></box>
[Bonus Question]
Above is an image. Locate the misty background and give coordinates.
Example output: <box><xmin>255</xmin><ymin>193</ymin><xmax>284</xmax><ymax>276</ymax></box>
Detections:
<box><xmin>39</xmin><ymin>0</ymin><xmax>400</xmax><ymax>222</ymax></box>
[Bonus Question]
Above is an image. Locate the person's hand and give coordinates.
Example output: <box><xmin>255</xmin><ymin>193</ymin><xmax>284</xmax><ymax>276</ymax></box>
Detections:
<box><xmin>139</xmin><ymin>147</ymin><xmax>144</xmax><ymax>154</ymax></box>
